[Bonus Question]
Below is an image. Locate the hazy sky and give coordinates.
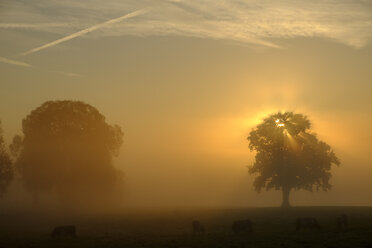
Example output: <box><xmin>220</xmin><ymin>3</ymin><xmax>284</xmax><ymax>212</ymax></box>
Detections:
<box><xmin>1</xmin><ymin>0</ymin><xmax>372</xmax><ymax>207</ymax></box>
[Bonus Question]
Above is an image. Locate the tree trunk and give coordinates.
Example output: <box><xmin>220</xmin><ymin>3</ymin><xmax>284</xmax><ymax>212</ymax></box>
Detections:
<box><xmin>281</xmin><ymin>187</ymin><xmax>291</xmax><ymax>208</ymax></box>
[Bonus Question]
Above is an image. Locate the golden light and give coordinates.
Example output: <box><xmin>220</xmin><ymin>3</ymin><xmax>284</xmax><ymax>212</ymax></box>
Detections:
<box><xmin>276</xmin><ymin>119</ymin><xmax>285</xmax><ymax>127</ymax></box>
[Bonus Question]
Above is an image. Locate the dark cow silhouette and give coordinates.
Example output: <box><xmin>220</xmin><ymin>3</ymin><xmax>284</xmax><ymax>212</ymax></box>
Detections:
<box><xmin>296</xmin><ymin>218</ymin><xmax>321</xmax><ymax>231</ymax></box>
<box><xmin>192</xmin><ymin>220</ymin><xmax>206</xmax><ymax>234</ymax></box>
<box><xmin>51</xmin><ymin>225</ymin><xmax>76</xmax><ymax>238</ymax></box>
<box><xmin>336</xmin><ymin>214</ymin><xmax>348</xmax><ymax>231</ymax></box>
<box><xmin>232</xmin><ymin>219</ymin><xmax>252</xmax><ymax>234</ymax></box>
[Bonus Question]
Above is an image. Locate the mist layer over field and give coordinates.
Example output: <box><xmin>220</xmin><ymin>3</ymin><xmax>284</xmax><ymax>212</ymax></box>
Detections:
<box><xmin>1</xmin><ymin>0</ymin><xmax>372</xmax><ymax>212</ymax></box>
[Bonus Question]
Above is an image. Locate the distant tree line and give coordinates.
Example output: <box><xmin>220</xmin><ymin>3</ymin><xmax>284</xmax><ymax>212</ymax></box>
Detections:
<box><xmin>0</xmin><ymin>121</ymin><xmax>13</xmax><ymax>198</ymax></box>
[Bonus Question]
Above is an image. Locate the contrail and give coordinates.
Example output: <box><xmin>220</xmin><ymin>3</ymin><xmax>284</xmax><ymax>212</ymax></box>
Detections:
<box><xmin>0</xmin><ymin>23</ymin><xmax>70</xmax><ymax>29</ymax></box>
<box><xmin>19</xmin><ymin>9</ymin><xmax>148</xmax><ymax>57</ymax></box>
<box><xmin>0</xmin><ymin>56</ymin><xmax>32</xmax><ymax>67</ymax></box>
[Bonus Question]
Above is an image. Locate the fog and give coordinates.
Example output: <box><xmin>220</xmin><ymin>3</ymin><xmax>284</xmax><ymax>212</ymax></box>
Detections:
<box><xmin>1</xmin><ymin>31</ymin><xmax>372</xmax><ymax>214</ymax></box>
<box><xmin>1</xmin><ymin>102</ymin><xmax>372</xmax><ymax>214</ymax></box>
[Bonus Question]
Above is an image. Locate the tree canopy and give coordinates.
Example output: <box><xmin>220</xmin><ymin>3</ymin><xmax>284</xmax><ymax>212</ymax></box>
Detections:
<box><xmin>14</xmin><ymin>100</ymin><xmax>123</xmax><ymax>204</ymax></box>
<box><xmin>247</xmin><ymin>112</ymin><xmax>340</xmax><ymax>207</ymax></box>
<box><xmin>0</xmin><ymin>121</ymin><xmax>13</xmax><ymax>198</ymax></box>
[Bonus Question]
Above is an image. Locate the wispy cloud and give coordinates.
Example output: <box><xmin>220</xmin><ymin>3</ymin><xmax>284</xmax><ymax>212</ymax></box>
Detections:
<box><xmin>0</xmin><ymin>57</ymin><xmax>31</xmax><ymax>67</ymax></box>
<box><xmin>1</xmin><ymin>0</ymin><xmax>372</xmax><ymax>49</ymax></box>
<box><xmin>18</xmin><ymin>9</ymin><xmax>148</xmax><ymax>57</ymax></box>
<box><xmin>0</xmin><ymin>56</ymin><xmax>83</xmax><ymax>76</ymax></box>
<box><xmin>125</xmin><ymin>0</ymin><xmax>372</xmax><ymax>48</ymax></box>
<box><xmin>53</xmin><ymin>70</ymin><xmax>82</xmax><ymax>77</ymax></box>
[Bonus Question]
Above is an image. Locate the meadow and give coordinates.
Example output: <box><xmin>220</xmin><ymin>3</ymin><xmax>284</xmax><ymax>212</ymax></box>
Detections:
<box><xmin>1</xmin><ymin>207</ymin><xmax>372</xmax><ymax>248</ymax></box>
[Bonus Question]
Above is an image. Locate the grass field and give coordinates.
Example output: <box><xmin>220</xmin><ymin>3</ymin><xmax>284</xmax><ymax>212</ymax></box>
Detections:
<box><xmin>1</xmin><ymin>207</ymin><xmax>372</xmax><ymax>248</ymax></box>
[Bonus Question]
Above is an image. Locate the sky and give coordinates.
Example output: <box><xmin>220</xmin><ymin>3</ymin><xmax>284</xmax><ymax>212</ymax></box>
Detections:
<box><xmin>0</xmin><ymin>0</ymin><xmax>372</xmax><ymax>207</ymax></box>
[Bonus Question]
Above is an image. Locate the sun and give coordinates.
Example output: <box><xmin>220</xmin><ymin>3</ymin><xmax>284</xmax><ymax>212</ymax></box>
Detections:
<box><xmin>275</xmin><ymin>119</ymin><xmax>285</xmax><ymax>127</ymax></box>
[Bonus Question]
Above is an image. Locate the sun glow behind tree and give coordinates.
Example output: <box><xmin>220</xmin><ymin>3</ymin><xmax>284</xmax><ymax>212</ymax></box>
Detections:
<box><xmin>247</xmin><ymin>112</ymin><xmax>340</xmax><ymax>207</ymax></box>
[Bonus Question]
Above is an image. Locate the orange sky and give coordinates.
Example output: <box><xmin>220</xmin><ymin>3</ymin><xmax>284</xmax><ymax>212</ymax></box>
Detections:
<box><xmin>1</xmin><ymin>0</ymin><xmax>372</xmax><ymax>207</ymax></box>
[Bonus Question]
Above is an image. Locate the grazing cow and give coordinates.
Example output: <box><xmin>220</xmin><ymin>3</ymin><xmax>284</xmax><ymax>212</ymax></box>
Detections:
<box><xmin>336</xmin><ymin>214</ymin><xmax>348</xmax><ymax>231</ymax></box>
<box><xmin>51</xmin><ymin>225</ymin><xmax>76</xmax><ymax>238</ymax></box>
<box><xmin>296</xmin><ymin>218</ymin><xmax>321</xmax><ymax>231</ymax></box>
<box><xmin>232</xmin><ymin>219</ymin><xmax>252</xmax><ymax>234</ymax></box>
<box><xmin>192</xmin><ymin>220</ymin><xmax>206</xmax><ymax>234</ymax></box>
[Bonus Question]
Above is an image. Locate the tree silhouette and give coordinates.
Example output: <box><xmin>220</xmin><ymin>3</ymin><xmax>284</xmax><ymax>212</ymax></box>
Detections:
<box><xmin>13</xmin><ymin>100</ymin><xmax>123</xmax><ymax>205</ymax></box>
<box><xmin>0</xmin><ymin>121</ymin><xmax>13</xmax><ymax>198</ymax></box>
<box><xmin>247</xmin><ymin>112</ymin><xmax>340</xmax><ymax>207</ymax></box>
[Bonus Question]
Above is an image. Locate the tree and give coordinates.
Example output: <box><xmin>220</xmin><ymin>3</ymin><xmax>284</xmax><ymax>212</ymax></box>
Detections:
<box><xmin>0</xmin><ymin>121</ymin><xmax>13</xmax><ymax>198</ymax></box>
<box><xmin>247</xmin><ymin>112</ymin><xmax>340</xmax><ymax>207</ymax></box>
<box><xmin>14</xmin><ymin>100</ymin><xmax>123</xmax><ymax>205</ymax></box>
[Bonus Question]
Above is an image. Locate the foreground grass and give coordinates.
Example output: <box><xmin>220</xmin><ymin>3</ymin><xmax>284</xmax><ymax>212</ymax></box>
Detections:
<box><xmin>1</xmin><ymin>207</ymin><xmax>372</xmax><ymax>248</ymax></box>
